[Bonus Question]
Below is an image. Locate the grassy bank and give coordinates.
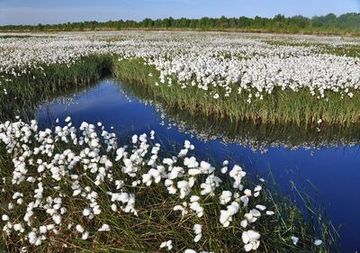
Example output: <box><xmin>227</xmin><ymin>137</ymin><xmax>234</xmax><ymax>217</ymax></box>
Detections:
<box><xmin>1</xmin><ymin>54</ymin><xmax>359</xmax><ymax>134</ymax></box>
<box><xmin>119</xmin><ymin>79</ymin><xmax>360</xmax><ymax>149</ymax></box>
<box><xmin>0</xmin><ymin>119</ymin><xmax>336</xmax><ymax>252</ymax></box>
<box><xmin>113</xmin><ymin>59</ymin><xmax>360</xmax><ymax>127</ymax></box>
<box><xmin>0</xmin><ymin>55</ymin><xmax>112</xmax><ymax>121</ymax></box>
<box><xmin>265</xmin><ymin>40</ymin><xmax>360</xmax><ymax>58</ymax></box>
<box><xmin>0</xmin><ymin>50</ymin><xmax>343</xmax><ymax>252</ymax></box>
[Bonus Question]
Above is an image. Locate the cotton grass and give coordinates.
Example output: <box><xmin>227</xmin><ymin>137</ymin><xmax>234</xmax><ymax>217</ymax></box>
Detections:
<box><xmin>0</xmin><ymin>118</ymin><xmax>332</xmax><ymax>252</ymax></box>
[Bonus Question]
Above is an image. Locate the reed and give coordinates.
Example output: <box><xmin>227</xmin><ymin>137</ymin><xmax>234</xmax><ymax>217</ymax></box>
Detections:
<box><xmin>113</xmin><ymin>58</ymin><xmax>360</xmax><ymax>128</ymax></box>
<box><xmin>0</xmin><ymin>121</ymin><xmax>337</xmax><ymax>252</ymax></box>
<box><xmin>119</xmin><ymin>79</ymin><xmax>360</xmax><ymax>149</ymax></box>
<box><xmin>0</xmin><ymin>53</ymin><xmax>340</xmax><ymax>252</ymax></box>
<box><xmin>0</xmin><ymin>54</ymin><xmax>112</xmax><ymax>121</ymax></box>
<box><xmin>1</xmin><ymin>50</ymin><xmax>359</xmax><ymax>127</ymax></box>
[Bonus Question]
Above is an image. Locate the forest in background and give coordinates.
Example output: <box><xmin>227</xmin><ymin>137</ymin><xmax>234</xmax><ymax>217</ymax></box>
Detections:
<box><xmin>0</xmin><ymin>13</ymin><xmax>359</xmax><ymax>35</ymax></box>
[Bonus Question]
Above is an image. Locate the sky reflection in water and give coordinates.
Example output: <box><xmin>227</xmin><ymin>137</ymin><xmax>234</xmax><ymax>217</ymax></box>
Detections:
<box><xmin>36</xmin><ymin>79</ymin><xmax>360</xmax><ymax>252</ymax></box>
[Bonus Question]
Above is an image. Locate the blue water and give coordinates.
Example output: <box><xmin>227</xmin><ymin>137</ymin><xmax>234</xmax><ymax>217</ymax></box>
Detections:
<box><xmin>36</xmin><ymin>79</ymin><xmax>360</xmax><ymax>252</ymax></box>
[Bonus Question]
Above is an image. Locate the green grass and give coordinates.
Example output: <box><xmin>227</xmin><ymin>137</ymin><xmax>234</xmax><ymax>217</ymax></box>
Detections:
<box><xmin>113</xmin><ymin>58</ymin><xmax>360</xmax><ymax>128</ymax></box>
<box><xmin>322</xmin><ymin>44</ymin><xmax>360</xmax><ymax>58</ymax></box>
<box><xmin>0</xmin><ymin>51</ymin><xmax>343</xmax><ymax>252</ymax></box>
<box><xmin>1</xmin><ymin>54</ymin><xmax>359</xmax><ymax>127</ymax></box>
<box><xmin>119</xmin><ymin>80</ymin><xmax>360</xmax><ymax>149</ymax></box>
<box><xmin>265</xmin><ymin>40</ymin><xmax>360</xmax><ymax>58</ymax></box>
<box><xmin>0</xmin><ymin>54</ymin><xmax>112</xmax><ymax>121</ymax></box>
<box><xmin>0</xmin><ymin>137</ymin><xmax>337</xmax><ymax>252</ymax></box>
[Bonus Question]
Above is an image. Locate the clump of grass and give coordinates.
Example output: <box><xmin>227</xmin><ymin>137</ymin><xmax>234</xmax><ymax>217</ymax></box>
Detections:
<box><xmin>265</xmin><ymin>39</ymin><xmax>360</xmax><ymax>58</ymax></box>
<box><xmin>119</xmin><ymin>78</ymin><xmax>360</xmax><ymax>149</ymax></box>
<box><xmin>0</xmin><ymin>54</ymin><xmax>112</xmax><ymax>121</ymax></box>
<box><xmin>0</xmin><ymin>119</ymin><xmax>336</xmax><ymax>252</ymax></box>
<box><xmin>113</xmin><ymin>58</ymin><xmax>360</xmax><ymax>128</ymax></box>
<box><xmin>322</xmin><ymin>44</ymin><xmax>360</xmax><ymax>58</ymax></box>
<box><xmin>1</xmin><ymin>53</ymin><xmax>359</xmax><ymax>128</ymax></box>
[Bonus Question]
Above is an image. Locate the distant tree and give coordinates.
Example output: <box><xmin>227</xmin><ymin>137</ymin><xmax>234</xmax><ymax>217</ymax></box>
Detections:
<box><xmin>0</xmin><ymin>13</ymin><xmax>359</xmax><ymax>34</ymax></box>
<box><xmin>290</xmin><ymin>16</ymin><xmax>309</xmax><ymax>29</ymax></box>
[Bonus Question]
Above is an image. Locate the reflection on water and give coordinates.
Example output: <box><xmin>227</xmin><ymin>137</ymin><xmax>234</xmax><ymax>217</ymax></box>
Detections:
<box><xmin>0</xmin><ymin>81</ymin><xmax>95</xmax><ymax>122</ymax></box>
<box><xmin>35</xmin><ymin>79</ymin><xmax>360</xmax><ymax>252</ymax></box>
<box><xmin>120</xmin><ymin>82</ymin><xmax>360</xmax><ymax>151</ymax></box>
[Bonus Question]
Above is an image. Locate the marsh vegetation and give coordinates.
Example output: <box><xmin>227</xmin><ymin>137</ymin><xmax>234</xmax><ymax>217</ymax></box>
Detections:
<box><xmin>0</xmin><ymin>31</ymin><xmax>359</xmax><ymax>252</ymax></box>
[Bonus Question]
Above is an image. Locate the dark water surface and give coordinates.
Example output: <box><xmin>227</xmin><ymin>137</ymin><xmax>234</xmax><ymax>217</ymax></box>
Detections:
<box><xmin>36</xmin><ymin>79</ymin><xmax>360</xmax><ymax>252</ymax></box>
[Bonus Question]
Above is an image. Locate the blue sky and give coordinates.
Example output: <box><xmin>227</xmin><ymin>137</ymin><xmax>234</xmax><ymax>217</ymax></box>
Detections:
<box><xmin>0</xmin><ymin>0</ymin><xmax>359</xmax><ymax>25</ymax></box>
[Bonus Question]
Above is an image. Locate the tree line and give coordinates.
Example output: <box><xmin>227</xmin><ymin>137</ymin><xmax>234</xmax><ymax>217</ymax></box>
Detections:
<box><xmin>1</xmin><ymin>13</ymin><xmax>359</xmax><ymax>34</ymax></box>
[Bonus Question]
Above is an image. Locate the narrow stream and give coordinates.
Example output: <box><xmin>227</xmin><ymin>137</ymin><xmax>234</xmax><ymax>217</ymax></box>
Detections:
<box><xmin>36</xmin><ymin>79</ymin><xmax>360</xmax><ymax>252</ymax></box>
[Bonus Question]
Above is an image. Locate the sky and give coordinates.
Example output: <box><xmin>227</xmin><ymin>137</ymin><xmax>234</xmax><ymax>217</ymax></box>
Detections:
<box><xmin>0</xmin><ymin>0</ymin><xmax>359</xmax><ymax>25</ymax></box>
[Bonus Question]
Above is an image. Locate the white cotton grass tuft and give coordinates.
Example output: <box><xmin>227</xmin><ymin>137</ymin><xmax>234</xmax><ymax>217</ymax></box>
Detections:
<box><xmin>184</xmin><ymin>250</ymin><xmax>197</xmax><ymax>253</ymax></box>
<box><xmin>0</xmin><ymin>32</ymin><xmax>358</xmax><ymax>110</ymax></box>
<box><xmin>160</xmin><ymin>240</ymin><xmax>173</xmax><ymax>250</ymax></box>
<box><xmin>242</xmin><ymin>230</ymin><xmax>261</xmax><ymax>252</ymax></box>
<box><xmin>314</xmin><ymin>239</ymin><xmax>323</xmax><ymax>246</ymax></box>
<box><xmin>75</xmin><ymin>224</ymin><xmax>85</xmax><ymax>234</ymax></box>
<box><xmin>193</xmin><ymin>224</ymin><xmax>202</xmax><ymax>243</ymax></box>
<box><xmin>98</xmin><ymin>224</ymin><xmax>110</xmax><ymax>232</ymax></box>
<box><xmin>291</xmin><ymin>236</ymin><xmax>299</xmax><ymax>245</ymax></box>
<box><xmin>0</xmin><ymin>118</ymin><xmax>326</xmax><ymax>251</ymax></box>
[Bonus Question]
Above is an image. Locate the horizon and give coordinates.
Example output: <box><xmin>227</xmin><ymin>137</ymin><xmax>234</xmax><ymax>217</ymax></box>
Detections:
<box><xmin>0</xmin><ymin>0</ymin><xmax>359</xmax><ymax>26</ymax></box>
<box><xmin>1</xmin><ymin>13</ymin><xmax>360</xmax><ymax>27</ymax></box>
